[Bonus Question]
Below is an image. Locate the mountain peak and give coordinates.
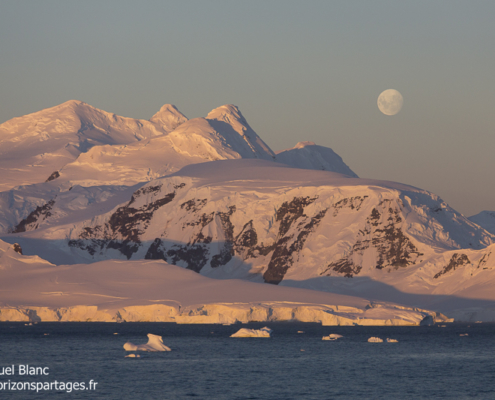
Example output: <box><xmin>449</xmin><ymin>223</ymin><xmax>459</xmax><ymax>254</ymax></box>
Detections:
<box><xmin>275</xmin><ymin>141</ymin><xmax>358</xmax><ymax>177</ymax></box>
<box><xmin>205</xmin><ymin>104</ymin><xmax>275</xmax><ymax>160</ymax></box>
<box><xmin>150</xmin><ymin>104</ymin><xmax>188</xmax><ymax>133</ymax></box>
<box><xmin>206</xmin><ymin>104</ymin><xmax>246</xmax><ymax>124</ymax></box>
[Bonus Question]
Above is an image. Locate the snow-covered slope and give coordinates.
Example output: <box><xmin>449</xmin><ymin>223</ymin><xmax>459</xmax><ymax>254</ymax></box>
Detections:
<box><xmin>469</xmin><ymin>211</ymin><xmax>495</xmax><ymax>235</ymax></box>
<box><xmin>275</xmin><ymin>141</ymin><xmax>358</xmax><ymax>177</ymax></box>
<box><xmin>4</xmin><ymin>159</ymin><xmax>494</xmax><ymax>319</ymax></box>
<box><xmin>0</xmin><ymin>100</ymin><xmax>187</xmax><ymax>191</ymax></box>
<box><xmin>0</xmin><ymin>239</ymin><xmax>440</xmax><ymax>325</ymax></box>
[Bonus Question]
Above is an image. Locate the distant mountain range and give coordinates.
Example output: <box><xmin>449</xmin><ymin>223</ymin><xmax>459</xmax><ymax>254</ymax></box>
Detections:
<box><xmin>0</xmin><ymin>101</ymin><xmax>494</xmax><ymax>323</ymax></box>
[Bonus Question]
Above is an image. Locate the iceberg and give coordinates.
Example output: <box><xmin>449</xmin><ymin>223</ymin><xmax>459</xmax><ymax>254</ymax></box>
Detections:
<box><xmin>230</xmin><ymin>326</ymin><xmax>272</xmax><ymax>338</ymax></box>
<box><xmin>386</xmin><ymin>338</ymin><xmax>398</xmax><ymax>343</ymax></box>
<box><xmin>322</xmin><ymin>334</ymin><xmax>343</xmax><ymax>341</ymax></box>
<box><xmin>367</xmin><ymin>337</ymin><xmax>383</xmax><ymax>343</ymax></box>
<box><xmin>123</xmin><ymin>333</ymin><xmax>171</xmax><ymax>351</ymax></box>
<box><xmin>125</xmin><ymin>354</ymin><xmax>140</xmax><ymax>358</ymax></box>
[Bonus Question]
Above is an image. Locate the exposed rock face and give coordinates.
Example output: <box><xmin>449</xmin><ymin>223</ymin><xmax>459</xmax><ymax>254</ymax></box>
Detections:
<box><xmin>321</xmin><ymin>199</ymin><xmax>423</xmax><ymax>278</ymax></box>
<box><xmin>69</xmin><ymin>184</ymin><xmax>179</xmax><ymax>259</ymax></box>
<box><xmin>263</xmin><ymin>197</ymin><xmax>325</xmax><ymax>284</ymax></box>
<box><xmin>434</xmin><ymin>253</ymin><xmax>471</xmax><ymax>279</ymax></box>
<box><xmin>11</xmin><ymin>199</ymin><xmax>55</xmax><ymax>233</ymax></box>
<box><xmin>12</xmin><ymin>243</ymin><xmax>23</xmax><ymax>255</ymax></box>
<box><xmin>45</xmin><ymin>171</ymin><xmax>60</xmax><ymax>182</ymax></box>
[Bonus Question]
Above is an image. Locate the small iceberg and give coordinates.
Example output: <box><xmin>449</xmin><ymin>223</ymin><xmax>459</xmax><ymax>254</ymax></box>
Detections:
<box><xmin>460</xmin><ymin>333</ymin><xmax>469</xmax><ymax>337</ymax></box>
<box><xmin>322</xmin><ymin>334</ymin><xmax>343</xmax><ymax>341</ymax></box>
<box><xmin>123</xmin><ymin>334</ymin><xmax>171</xmax><ymax>352</ymax></box>
<box><xmin>125</xmin><ymin>354</ymin><xmax>140</xmax><ymax>358</ymax></box>
<box><xmin>368</xmin><ymin>337</ymin><xmax>383</xmax><ymax>343</ymax></box>
<box><xmin>386</xmin><ymin>338</ymin><xmax>398</xmax><ymax>343</ymax></box>
<box><xmin>230</xmin><ymin>327</ymin><xmax>272</xmax><ymax>338</ymax></box>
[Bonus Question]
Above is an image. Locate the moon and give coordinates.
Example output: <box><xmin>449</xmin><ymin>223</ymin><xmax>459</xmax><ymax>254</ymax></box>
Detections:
<box><xmin>377</xmin><ymin>89</ymin><xmax>403</xmax><ymax>116</ymax></box>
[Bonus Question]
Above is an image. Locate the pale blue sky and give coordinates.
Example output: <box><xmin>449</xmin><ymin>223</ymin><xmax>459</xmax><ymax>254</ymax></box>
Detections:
<box><xmin>1</xmin><ymin>1</ymin><xmax>494</xmax><ymax>216</ymax></box>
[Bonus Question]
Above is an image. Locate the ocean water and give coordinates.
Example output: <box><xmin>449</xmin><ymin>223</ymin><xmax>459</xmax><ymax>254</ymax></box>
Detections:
<box><xmin>1</xmin><ymin>322</ymin><xmax>494</xmax><ymax>399</ymax></box>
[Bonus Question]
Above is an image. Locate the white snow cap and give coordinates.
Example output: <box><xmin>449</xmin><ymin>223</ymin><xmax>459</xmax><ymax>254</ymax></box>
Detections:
<box><xmin>149</xmin><ymin>104</ymin><xmax>188</xmax><ymax>132</ymax></box>
<box><xmin>275</xmin><ymin>141</ymin><xmax>358</xmax><ymax>177</ymax></box>
<box><xmin>206</xmin><ymin>104</ymin><xmax>276</xmax><ymax>159</ymax></box>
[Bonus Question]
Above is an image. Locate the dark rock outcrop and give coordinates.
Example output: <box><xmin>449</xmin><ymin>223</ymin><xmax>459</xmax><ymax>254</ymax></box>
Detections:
<box><xmin>434</xmin><ymin>253</ymin><xmax>471</xmax><ymax>279</ymax></box>
<box><xmin>322</xmin><ymin>199</ymin><xmax>423</xmax><ymax>278</ymax></box>
<box><xmin>12</xmin><ymin>199</ymin><xmax>56</xmax><ymax>233</ymax></box>
<box><xmin>45</xmin><ymin>171</ymin><xmax>60</xmax><ymax>182</ymax></box>
<box><xmin>12</xmin><ymin>243</ymin><xmax>23</xmax><ymax>255</ymax></box>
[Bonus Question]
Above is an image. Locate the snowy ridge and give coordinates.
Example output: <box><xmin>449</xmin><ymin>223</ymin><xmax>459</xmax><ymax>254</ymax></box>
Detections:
<box><xmin>206</xmin><ymin>104</ymin><xmax>276</xmax><ymax>160</ymax></box>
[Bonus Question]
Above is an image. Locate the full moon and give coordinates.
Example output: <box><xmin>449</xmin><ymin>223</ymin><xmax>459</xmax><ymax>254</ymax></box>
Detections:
<box><xmin>377</xmin><ymin>89</ymin><xmax>403</xmax><ymax>116</ymax></box>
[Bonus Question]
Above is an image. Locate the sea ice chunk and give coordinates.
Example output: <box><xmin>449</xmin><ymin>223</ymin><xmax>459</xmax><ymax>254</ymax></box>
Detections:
<box><xmin>322</xmin><ymin>334</ymin><xmax>343</xmax><ymax>341</ymax></box>
<box><xmin>123</xmin><ymin>333</ymin><xmax>171</xmax><ymax>351</ymax></box>
<box><xmin>367</xmin><ymin>337</ymin><xmax>383</xmax><ymax>343</ymax></box>
<box><xmin>386</xmin><ymin>338</ymin><xmax>398</xmax><ymax>343</ymax></box>
<box><xmin>230</xmin><ymin>326</ymin><xmax>272</xmax><ymax>338</ymax></box>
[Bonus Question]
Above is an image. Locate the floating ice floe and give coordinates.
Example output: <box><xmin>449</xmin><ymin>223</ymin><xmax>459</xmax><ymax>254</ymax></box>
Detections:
<box><xmin>460</xmin><ymin>333</ymin><xmax>469</xmax><ymax>337</ymax></box>
<box><xmin>125</xmin><ymin>354</ymin><xmax>140</xmax><ymax>358</ymax></box>
<box><xmin>386</xmin><ymin>338</ymin><xmax>398</xmax><ymax>343</ymax></box>
<box><xmin>297</xmin><ymin>331</ymin><xmax>304</xmax><ymax>334</ymax></box>
<box><xmin>368</xmin><ymin>337</ymin><xmax>383</xmax><ymax>343</ymax></box>
<box><xmin>322</xmin><ymin>334</ymin><xmax>343</xmax><ymax>341</ymax></box>
<box><xmin>230</xmin><ymin>327</ymin><xmax>272</xmax><ymax>338</ymax></box>
<box><xmin>123</xmin><ymin>333</ymin><xmax>171</xmax><ymax>351</ymax></box>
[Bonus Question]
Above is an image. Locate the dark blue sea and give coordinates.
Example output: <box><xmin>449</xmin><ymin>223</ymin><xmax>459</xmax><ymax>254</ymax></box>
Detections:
<box><xmin>0</xmin><ymin>322</ymin><xmax>494</xmax><ymax>399</ymax></box>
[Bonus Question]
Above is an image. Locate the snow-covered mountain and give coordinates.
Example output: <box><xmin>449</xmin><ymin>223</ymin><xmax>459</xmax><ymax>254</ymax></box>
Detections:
<box><xmin>0</xmin><ymin>101</ymin><xmax>356</xmax><ymax>190</ymax></box>
<box><xmin>3</xmin><ymin>159</ymin><xmax>494</xmax><ymax>320</ymax></box>
<box><xmin>469</xmin><ymin>211</ymin><xmax>495</xmax><ymax>235</ymax></box>
<box><xmin>1</xmin><ymin>100</ymin><xmax>494</xmax><ymax>322</ymax></box>
<box><xmin>276</xmin><ymin>141</ymin><xmax>358</xmax><ymax>177</ymax></box>
<box><xmin>0</xmin><ymin>100</ymin><xmax>187</xmax><ymax>191</ymax></box>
